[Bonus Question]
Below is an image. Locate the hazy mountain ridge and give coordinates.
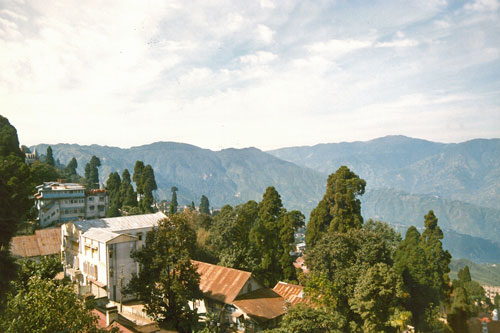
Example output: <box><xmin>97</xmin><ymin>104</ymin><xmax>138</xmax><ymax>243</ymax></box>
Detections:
<box><xmin>32</xmin><ymin>136</ymin><xmax>500</xmax><ymax>262</ymax></box>
<box><xmin>362</xmin><ymin>189</ymin><xmax>500</xmax><ymax>243</ymax></box>
<box><xmin>268</xmin><ymin>135</ymin><xmax>500</xmax><ymax>210</ymax></box>
<box><xmin>32</xmin><ymin>142</ymin><xmax>325</xmax><ymax>215</ymax></box>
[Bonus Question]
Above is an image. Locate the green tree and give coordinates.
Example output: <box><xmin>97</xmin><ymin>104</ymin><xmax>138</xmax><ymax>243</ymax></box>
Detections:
<box><xmin>305</xmin><ymin>226</ymin><xmax>395</xmax><ymax>330</ymax></box>
<box><xmin>85</xmin><ymin>155</ymin><xmax>101</xmax><ymax>189</ymax></box>
<box><xmin>452</xmin><ymin>265</ymin><xmax>486</xmax><ymax>318</ymax></box>
<box><xmin>139</xmin><ymin>165</ymin><xmax>157</xmax><ymax>213</ymax></box>
<box><xmin>448</xmin><ymin>287</ymin><xmax>469</xmax><ymax>333</ymax></box>
<box><xmin>421</xmin><ymin>210</ymin><xmax>451</xmax><ymax>304</ymax></box>
<box><xmin>209</xmin><ymin>201</ymin><xmax>259</xmax><ymax>272</ymax></box>
<box><xmin>105</xmin><ymin>171</ymin><xmax>122</xmax><ymax>216</ymax></box>
<box><xmin>395</xmin><ymin>226</ymin><xmax>433</xmax><ymax>330</ymax></box>
<box><xmin>1</xmin><ymin>276</ymin><xmax>112</xmax><ymax>333</ymax></box>
<box><xmin>279</xmin><ymin>210</ymin><xmax>305</xmax><ymax>281</ymax></box>
<box><xmin>250</xmin><ymin>186</ymin><xmax>284</xmax><ymax>287</ymax></box>
<box><xmin>395</xmin><ymin>212</ymin><xmax>452</xmax><ymax>331</ymax></box>
<box><xmin>267</xmin><ymin>304</ymin><xmax>346</xmax><ymax>333</ymax></box>
<box><xmin>170</xmin><ymin>186</ymin><xmax>179</xmax><ymax>215</ymax></box>
<box><xmin>0</xmin><ymin>115</ymin><xmax>32</xmax><ymax>305</ymax></box>
<box><xmin>133</xmin><ymin>160</ymin><xmax>145</xmax><ymax>195</ymax></box>
<box><xmin>305</xmin><ymin>199</ymin><xmax>331</xmax><ymax>249</ymax></box>
<box><xmin>350</xmin><ymin>263</ymin><xmax>406</xmax><ymax>332</ymax></box>
<box><xmin>65</xmin><ymin>157</ymin><xmax>78</xmax><ymax>175</ymax></box>
<box><xmin>29</xmin><ymin>160</ymin><xmax>61</xmax><ymax>186</ymax></box>
<box><xmin>127</xmin><ymin>215</ymin><xmax>202</xmax><ymax>332</ymax></box>
<box><xmin>120</xmin><ymin>169</ymin><xmax>137</xmax><ymax>207</ymax></box>
<box><xmin>306</xmin><ymin>166</ymin><xmax>366</xmax><ymax>248</ymax></box>
<box><xmin>200</xmin><ymin>195</ymin><xmax>210</xmax><ymax>215</ymax></box>
<box><xmin>457</xmin><ymin>265</ymin><xmax>471</xmax><ymax>284</ymax></box>
<box><xmin>15</xmin><ymin>255</ymin><xmax>62</xmax><ymax>289</ymax></box>
<box><xmin>45</xmin><ymin>145</ymin><xmax>55</xmax><ymax>166</ymax></box>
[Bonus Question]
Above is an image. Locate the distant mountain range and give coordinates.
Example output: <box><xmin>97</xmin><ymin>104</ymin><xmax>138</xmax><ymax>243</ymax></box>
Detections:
<box><xmin>268</xmin><ymin>135</ymin><xmax>500</xmax><ymax>210</ymax></box>
<box><xmin>32</xmin><ymin>135</ymin><xmax>500</xmax><ymax>263</ymax></box>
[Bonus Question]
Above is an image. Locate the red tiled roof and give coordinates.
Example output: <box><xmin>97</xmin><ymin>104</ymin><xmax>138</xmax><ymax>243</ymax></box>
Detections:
<box><xmin>10</xmin><ymin>227</ymin><xmax>61</xmax><ymax>258</ymax></box>
<box><xmin>273</xmin><ymin>281</ymin><xmax>310</xmax><ymax>306</ymax></box>
<box><xmin>233</xmin><ymin>288</ymin><xmax>286</xmax><ymax>322</ymax></box>
<box><xmin>192</xmin><ymin>260</ymin><xmax>252</xmax><ymax>304</ymax></box>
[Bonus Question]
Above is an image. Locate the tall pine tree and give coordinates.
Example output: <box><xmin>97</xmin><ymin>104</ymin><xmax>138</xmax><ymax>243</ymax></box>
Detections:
<box><xmin>199</xmin><ymin>195</ymin><xmax>210</xmax><ymax>215</ymax></box>
<box><xmin>45</xmin><ymin>146</ymin><xmax>55</xmax><ymax>166</ymax></box>
<box><xmin>170</xmin><ymin>186</ymin><xmax>178</xmax><ymax>215</ymax></box>
<box><xmin>306</xmin><ymin>166</ymin><xmax>366</xmax><ymax>248</ymax></box>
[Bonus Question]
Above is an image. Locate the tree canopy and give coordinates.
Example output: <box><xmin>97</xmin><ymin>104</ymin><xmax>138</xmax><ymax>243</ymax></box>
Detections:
<box><xmin>0</xmin><ymin>116</ymin><xmax>32</xmax><ymax>305</ymax></box>
<box><xmin>127</xmin><ymin>215</ymin><xmax>202</xmax><ymax>332</ymax></box>
<box><xmin>45</xmin><ymin>146</ymin><xmax>55</xmax><ymax>166</ymax></box>
<box><xmin>199</xmin><ymin>195</ymin><xmax>210</xmax><ymax>215</ymax></box>
<box><xmin>306</xmin><ymin>166</ymin><xmax>366</xmax><ymax>248</ymax></box>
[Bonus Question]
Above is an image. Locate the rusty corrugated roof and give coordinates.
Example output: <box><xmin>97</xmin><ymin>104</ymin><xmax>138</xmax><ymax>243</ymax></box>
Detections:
<box><xmin>273</xmin><ymin>281</ymin><xmax>310</xmax><ymax>306</ymax></box>
<box><xmin>192</xmin><ymin>260</ymin><xmax>251</xmax><ymax>304</ymax></box>
<box><xmin>233</xmin><ymin>288</ymin><xmax>286</xmax><ymax>322</ymax></box>
<box><xmin>10</xmin><ymin>227</ymin><xmax>61</xmax><ymax>258</ymax></box>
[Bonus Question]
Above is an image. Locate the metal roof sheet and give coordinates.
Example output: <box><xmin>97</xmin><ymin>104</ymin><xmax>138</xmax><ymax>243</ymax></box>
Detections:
<box><xmin>82</xmin><ymin>228</ymin><xmax>123</xmax><ymax>243</ymax></box>
<box><xmin>192</xmin><ymin>260</ymin><xmax>252</xmax><ymax>304</ymax></box>
<box><xmin>73</xmin><ymin>212</ymin><xmax>166</xmax><ymax>233</ymax></box>
<box><xmin>233</xmin><ymin>288</ymin><xmax>286</xmax><ymax>322</ymax></box>
<box><xmin>273</xmin><ymin>281</ymin><xmax>309</xmax><ymax>306</ymax></box>
<box><xmin>10</xmin><ymin>227</ymin><xmax>61</xmax><ymax>258</ymax></box>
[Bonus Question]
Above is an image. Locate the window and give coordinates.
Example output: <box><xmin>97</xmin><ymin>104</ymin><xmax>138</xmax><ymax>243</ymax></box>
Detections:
<box><xmin>109</xmin><ymin>247</ymin><xmax>113</xmax><ymax>259</ymax></box>
<box><xmin>89</xmin><ymin>205</ymin><xmax>94</xmax><ymax>211</ymax></box>
<box><xmin>137</xmin><ymin>232</ymin><xmax>143</xmax><ymax>241</ymax></box>
<box><xmin>88</xmin><ymin>197</ymin><xmax>94</xmax><ymax>202</ymax></box>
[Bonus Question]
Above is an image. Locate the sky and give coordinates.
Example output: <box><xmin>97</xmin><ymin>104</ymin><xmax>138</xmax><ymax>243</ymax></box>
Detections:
<box><xmin>1</xmin><ymin>0</ymin><xmax>499</xmax><ymax>151</ymax></box>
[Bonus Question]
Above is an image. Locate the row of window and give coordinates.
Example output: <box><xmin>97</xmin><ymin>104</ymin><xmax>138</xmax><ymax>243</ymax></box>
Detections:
<box><xmin>62</xmin><ymin>208</ymin><xmax>85</xmax><ymax>215</ymax></box>
<box><xmin>87</xmin><ymin>196</ymin><xmax>105</xmax><ymax>202</ymax></box>
<box><xmin>63</xmin><ymin>199</ymin><xmax>85</xmax><ymax>204</ymax></box>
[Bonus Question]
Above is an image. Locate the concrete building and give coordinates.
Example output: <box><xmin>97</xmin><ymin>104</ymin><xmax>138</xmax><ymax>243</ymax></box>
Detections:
<box><xmin>35</xmin><ymin>182</ymin><xmax>109</xmax><ymax>227</ymax></box>
<box><xmin>61</xmin><ymin>212</ymin><xmax>167</xmax><ymax>302</ymax></box>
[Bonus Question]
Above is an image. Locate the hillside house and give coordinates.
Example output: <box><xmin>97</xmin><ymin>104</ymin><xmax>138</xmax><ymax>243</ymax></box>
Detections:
<box><xmin>61</xmin><ymin>212</ymin><xmax>166</xmax><ymax>302</ymax></box>
<box><xmin>35</xmin><ymin>182</ymin><xmax>110</xmax><ymax>227</ymax></box>
<box><xmin>192</xmin><ymin>260</ymin><xmax>286</xmax><ymax>332</ymax></box>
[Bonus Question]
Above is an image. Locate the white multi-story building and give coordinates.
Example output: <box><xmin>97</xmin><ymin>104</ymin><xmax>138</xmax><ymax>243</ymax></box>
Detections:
<box><xmin>35</xmin><ymin>182</ymin><xmax>109</xmax><ymax>227</ymax></box>
<box><xmin>61</xmin><ymin>212</ymin><xmax>167</xmax><ymax>302</ymax></box>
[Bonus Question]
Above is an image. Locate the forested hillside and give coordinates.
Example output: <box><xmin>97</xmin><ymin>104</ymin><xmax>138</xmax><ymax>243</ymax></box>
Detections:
<box><xmin>269</xmin><ymin>135</ymin><xmax>500</xmax><ymax>210</ymax></box>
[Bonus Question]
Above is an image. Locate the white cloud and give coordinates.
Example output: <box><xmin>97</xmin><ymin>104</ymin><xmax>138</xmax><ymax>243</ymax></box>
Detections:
<box><xmin>375</xmin><ymin>39</ymin><xmax>419</xmax><ymax>48</ymax></box>
<box><xmin>307</xmin><ymin>39</ymin><xmax>372</xmax><ymax>58</ymax></box>
<box><xmin>0</xmin><ymin>0</ymin><xmax>499</xmax><ymax>150</ymax></box>
<box><xmin>465</xmin><ymin>0</ymin><xmax>500</xmax><ymax>11</ymax></box>
<box><xmin>260</xmin><ymin>0</ymin><xmax>275</xmax><ymax>9</ymax></box>
<box><xmin>240</xmin><ymin>51</ymin><xmax>277</xmax><ymax>65</ymax></box>
<box><xmin>256</xmin><ymin>24</ymin><xmax>274</xmax><ymax>44</ymax></box>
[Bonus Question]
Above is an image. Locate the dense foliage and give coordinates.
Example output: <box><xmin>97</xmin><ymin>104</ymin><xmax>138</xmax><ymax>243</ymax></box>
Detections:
<box><xmin>1</xmin><ymin>256</ymin><xmax>112</xmax><ymax>333</ymax></box>
<box><xmin>127</xmin><ymin>215</ymin><xmax>202</xmax><ymax>332</ymax></box>
<box><xmin>306</xmin><ymin>166</ymin><xmax>365</xmax><ymax>248</ymax></box>
<box><xmin>0</xmin><ymin>115</ymin><xmax>32</xmax><ymax>305</ymax></box>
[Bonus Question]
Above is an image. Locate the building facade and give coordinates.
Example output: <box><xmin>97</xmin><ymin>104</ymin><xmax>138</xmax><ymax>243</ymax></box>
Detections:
<box><xmin>61</xmin><ymin>212</ymin><xmax>167</xmax><ymax>302</ymax></box>
<box><xmin>35</xmin><ymin>182</ymin><xmax>109</xmax><ymax>227</ymax></box>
